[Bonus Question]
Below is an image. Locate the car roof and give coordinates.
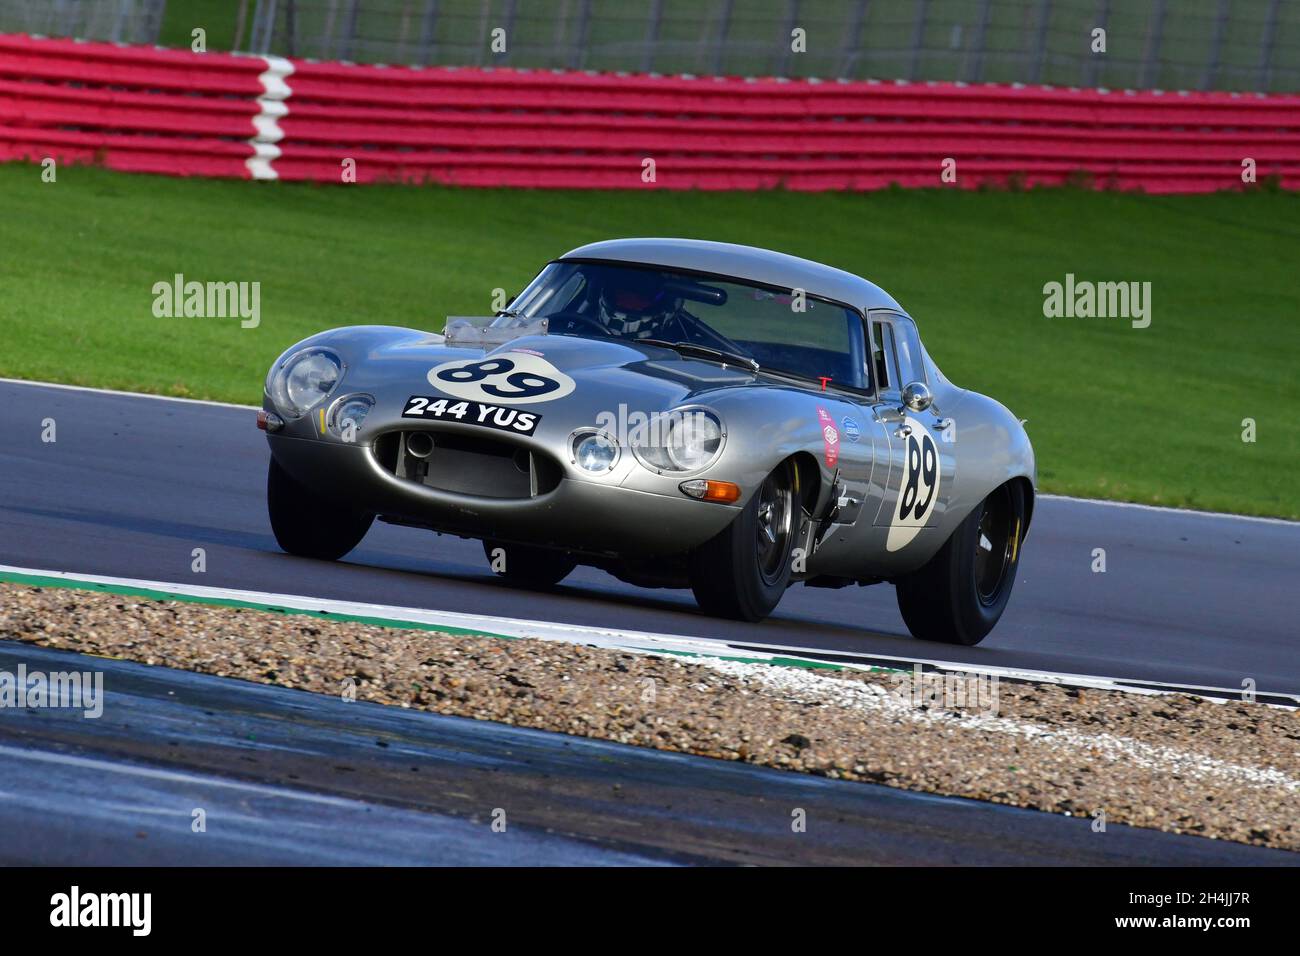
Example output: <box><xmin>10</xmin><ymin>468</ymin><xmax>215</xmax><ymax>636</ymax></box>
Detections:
<box><xmin>558</xmin><ymin>238</ymin><xmax>905</xmax><ymax>315</ymax></box>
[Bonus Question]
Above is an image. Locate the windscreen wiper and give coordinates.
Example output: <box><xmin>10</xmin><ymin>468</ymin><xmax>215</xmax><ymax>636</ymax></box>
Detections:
<box><xmin>639</xmin><ymin>339</ymin><xmax>760</xmax><ymax>372</ymax></box>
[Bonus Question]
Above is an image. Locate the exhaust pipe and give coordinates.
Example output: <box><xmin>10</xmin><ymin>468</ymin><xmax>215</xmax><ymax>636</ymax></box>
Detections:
<box><xmin>405</xmin><ymin>432</ymin><xmax>434</xmax><ymax>459</ymax></box>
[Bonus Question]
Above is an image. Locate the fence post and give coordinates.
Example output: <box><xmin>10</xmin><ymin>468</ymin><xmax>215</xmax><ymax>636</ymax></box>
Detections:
<box><xmin>233</xmin><ymin>0</ymin><xmax>251</xmax><ymax>51</ymax></box>
<box><xmin>418</xmin><ymin>0</ymin><xmax>439</xmax><ymax>66</ymax></box>
<box><xmin>1201</xmin><ymin>0</ymin><xmax>1229</xmax><ymax>90</ymax></box>
<box><xmin>284</xmin><ymin>0</ymin><xmax>297</xmax><ymax>57</ymax></box>
<box><xmin>1028</xmin><ymin>0</ymin><xmax>1051</xmax><ymax>84</ymax></box>
<box><xmin>710</xmin><ymin>0</ymin><xmax>734</xmax><ymax>76</ymax></box>
<box><xmin>111</xmin><ymin>0</ymin><xmax>130</xmax><ymax>43</ymax></box>
<box><xmin>342</xmin><ymin>0</ymin><xmax>360</xmax><ymax>60</ymax></box>
<box><xmin>965</xmin><ymin>0</ymin><xmax>992</xmax><ymax>82</ymax></box>
<box><xmin>1138</xmin><ymin>0</ymin><xmax>1166</xmax><ymax>88</ymax></box>
<box><xmin>571</xmin><ymin>0</ymin><xmax>591</xmax><ymax>69</ymax></box>
<box><xmin>147</xmin><ymin>0</ymin><xmax>168</xmax><ymax>44</ymax></box>
<box><xmin>907</xmin><ymin>0</ymin><xmax>928</xmax><ymax>81</ymax></box>
<box><xmin>839</xmin><ymin>0</ymin><xmax>869</xmax><ymax>78</ymax></box>
<box><xmin>777</xmin><ymin>0</ymin><xmax>801</xmax><ymax>77</ymax></box>
<box><xmin>643</xmin><ymin>0</ymin><xmax>664</xmax><ymax>72</ymax></box>
<box><xmin>1257</xmin><ymin>0</ymin><xmax>1281</xmax><ymax>90</ymax></box>
<box><xmin>254</xmin><ymin>0</ymin><xmax>279</xmax><ymax>54</ymax></box>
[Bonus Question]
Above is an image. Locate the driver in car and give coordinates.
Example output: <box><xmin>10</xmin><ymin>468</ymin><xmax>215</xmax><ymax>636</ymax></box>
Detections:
<box><xmin>595</xmin><ymin>271</ymin><xmax>684</xmax><ymax>340</ymax></box>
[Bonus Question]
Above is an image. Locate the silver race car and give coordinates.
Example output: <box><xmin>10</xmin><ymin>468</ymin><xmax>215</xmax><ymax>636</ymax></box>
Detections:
<box><xmin>260</xmin><ymin>239</ymin><xmax>1036</xmax><ymax>645</ymax></box>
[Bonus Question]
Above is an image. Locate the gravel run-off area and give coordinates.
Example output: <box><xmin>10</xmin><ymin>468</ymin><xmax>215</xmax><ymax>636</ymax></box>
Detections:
<box><xmin>1</xmin><ymin>581</ymin><xmax>1297</xmax><ymax>852</ymax></box>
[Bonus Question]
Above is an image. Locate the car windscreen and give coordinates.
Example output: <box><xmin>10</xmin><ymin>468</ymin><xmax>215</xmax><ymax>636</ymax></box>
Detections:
<box><xmin>502</xmin><ymin>261</ymin><xmax>868</xmax><ymax>392</ymax></box>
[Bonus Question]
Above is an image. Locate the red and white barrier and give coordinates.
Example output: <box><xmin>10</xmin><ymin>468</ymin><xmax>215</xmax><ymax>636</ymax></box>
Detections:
<box><xmin>1</xmin><ymin>33</ymin><xmax>1296</xmax><ymax>192</ymax></box>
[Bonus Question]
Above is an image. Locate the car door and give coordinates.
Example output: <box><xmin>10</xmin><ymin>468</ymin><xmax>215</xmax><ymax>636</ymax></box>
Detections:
<box><xmin>868</xmin><ymin>313</ymin><xmax>955</xmax><ymax>552</ymax></box>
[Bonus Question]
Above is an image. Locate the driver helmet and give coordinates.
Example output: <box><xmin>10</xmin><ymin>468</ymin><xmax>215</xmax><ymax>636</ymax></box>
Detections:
<box><xmin>598</xmin><ymin>271</ymin><xmax>679</xmax><ymax>339</ymax></box>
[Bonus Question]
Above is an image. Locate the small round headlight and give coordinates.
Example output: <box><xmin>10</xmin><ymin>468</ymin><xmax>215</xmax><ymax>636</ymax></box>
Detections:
<box><xmin>327</xmin><ymin>393</ymin><xmax>374</xmax><ymax>439</ymax></box>
<box><xmin>666</xmin><ymin>410</ymin><xmax>723</xmax><ymax>471</ymax></box>
<box><xmin>270</xmin><ymin>349</ymin><xmax>342</xmax><ymax>419</ymax></box>
<box><xmin>573</xmin><ymin>432</ymin><xmax>619</xmax><ymax>474</ymax></box>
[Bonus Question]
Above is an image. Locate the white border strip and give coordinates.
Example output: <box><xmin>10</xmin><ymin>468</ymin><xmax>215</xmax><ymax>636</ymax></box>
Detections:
<box><xmin>2</xmin><ymin>564</ymin><xmax>1293</xmax><ymax>706</ymax></box>
<box><xmin>0</xmin><ymin>377</ymin><xmax>257</xmax><ymax>411</ymax></box>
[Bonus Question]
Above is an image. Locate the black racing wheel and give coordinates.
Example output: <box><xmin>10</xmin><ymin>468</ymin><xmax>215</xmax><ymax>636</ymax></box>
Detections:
<box><xmin>267</xmin><ymin>456</ymin><xmax>374</xmax><ymax>561</ymax></box>
<box><xmin>688</xmin><ymin>460</ymin><xmax>802</xmax><ymax>622</ymax></box>
<box><xmin>895</xmin><ymin>480</ymin><xmax>1027</xmax><ymax>646</ymax></box>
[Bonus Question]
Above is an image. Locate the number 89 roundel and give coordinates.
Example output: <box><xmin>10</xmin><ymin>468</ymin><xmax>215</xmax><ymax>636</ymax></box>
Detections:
<box><xmin>428</xmin><ymin>352</ymin><xmax>577</xmax><ymax>406</ymax></box>
<box><xmin>886</xmin><ymin>417</ymin><xmax>942</xmax><ymax>552</ymax></box>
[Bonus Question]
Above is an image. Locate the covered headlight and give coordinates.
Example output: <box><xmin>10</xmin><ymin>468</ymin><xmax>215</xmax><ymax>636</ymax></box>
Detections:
<box><xmin>632</xmin><ymin>408</ymin><xmax>725</xmax><ymax>474</ymax></box>
<box><xmin>571</xmin><ymin>431</ymin><xmax>619</xmax><ymax>474</ymax></box>
<box><xmin>269</xmin><ymin>348</ymin><xmax>342</xmax><ymax>418</ymax></box>
<box><xmin>327</xmin><ymin>393</ymin><xmax>374</xmax><ymax>439</ymax></box>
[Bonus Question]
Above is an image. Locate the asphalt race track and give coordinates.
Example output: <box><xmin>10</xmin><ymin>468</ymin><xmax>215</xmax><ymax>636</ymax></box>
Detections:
<box><xmin>1</xmin><ymin>379</ymin><xmax>1297</xmax><ymax>865</ymax></box>
<box><xmin>1</xmin><ymin>380</ymin><xmax>1297</xmax><ymax>695</ymax></box>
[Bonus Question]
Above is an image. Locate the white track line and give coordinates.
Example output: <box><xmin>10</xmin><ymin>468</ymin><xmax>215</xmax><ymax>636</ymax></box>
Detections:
<box><xmin>1</xmin><ymin>376</ymin><xmax>1292</xmax><ymax>525</ymax></box>
<box><xmin>2</xmin><ymin>564</ymin><xmax>1293</xmax><ymax>706</ymax></box>
<box><xmin>0</xmin><ymin>377</ymin><xmax>257</xmax><ymax>410</ymax></box>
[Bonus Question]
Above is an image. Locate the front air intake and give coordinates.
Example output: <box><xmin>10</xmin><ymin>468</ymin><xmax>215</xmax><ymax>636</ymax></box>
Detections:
<box><xmin>373</xmin><ymin>430</ymin><xmax>561</xmax><ymax>499</ymax></box>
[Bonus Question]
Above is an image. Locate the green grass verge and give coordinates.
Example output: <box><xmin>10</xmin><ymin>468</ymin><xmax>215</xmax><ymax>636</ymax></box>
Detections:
<box><xmin>0</xmin><ymin>162</ymin><xmax>1295</xmax><ymax>518</ymax></box>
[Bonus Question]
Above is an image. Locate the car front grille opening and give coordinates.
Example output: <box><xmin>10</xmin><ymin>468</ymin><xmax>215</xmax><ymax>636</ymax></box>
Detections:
<box><xmin>377</xmin><ymin>429</ymin><xmax>561</xmax><ymax>499</ymax></box>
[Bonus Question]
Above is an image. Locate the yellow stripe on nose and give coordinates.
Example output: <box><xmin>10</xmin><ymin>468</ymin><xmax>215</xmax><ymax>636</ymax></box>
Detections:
<box><xmin>319</xmin><ymin>408</ymin><xmax>326</xmax><ymax>434</ymax></box>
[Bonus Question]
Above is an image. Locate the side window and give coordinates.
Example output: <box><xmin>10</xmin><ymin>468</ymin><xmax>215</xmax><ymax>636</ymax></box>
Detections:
<box><xmin>892</xmin><ymin>319</ymin><xmax>927</xmax><ymax>386</ymax></box>
<box><xmin>871</xmin><ymin>321</ymin><xmax>901</xmax><ymax>397</ymax></box>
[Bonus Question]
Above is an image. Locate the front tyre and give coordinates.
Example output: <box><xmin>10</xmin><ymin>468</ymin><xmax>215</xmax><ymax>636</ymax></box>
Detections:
<box><xmin>895</xmin><ymin>480</ymin><xmax>1026</xmax><ymax>646</ymax></box>
<box><xmin>688</xmin><ymin>461</ymin><xmax>802</xmax><ymax>622</ymax></box>
<box><xmin>483</xmin><ymin>540</ymin><xmax>577</xmax><ymax>588</ymax></box>
<box><xmin>267</xmin><ymin>456</ymin><xmax>374</xmax><ymax>560</ymax></box>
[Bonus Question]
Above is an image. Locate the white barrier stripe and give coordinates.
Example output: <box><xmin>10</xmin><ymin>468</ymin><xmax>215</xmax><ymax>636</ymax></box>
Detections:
<box><xmin>245</xmin><ymin>55</ymin><xmax>295</xmax><ymax>181</ymax></box>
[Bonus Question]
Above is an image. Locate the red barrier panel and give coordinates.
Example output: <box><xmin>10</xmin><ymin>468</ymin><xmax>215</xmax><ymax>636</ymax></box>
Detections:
<box><xmin>0</xmin><ymin>33</ymin><xmax>1296</xmax><ymax>192</ymax></box>
<box><xmin>0</xmin><ymin>33</ymin><xmax>271</xmax><ymax>178</ymax></box>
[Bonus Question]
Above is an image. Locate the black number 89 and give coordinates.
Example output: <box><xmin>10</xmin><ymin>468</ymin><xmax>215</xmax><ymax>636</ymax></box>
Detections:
<box><xmin>436</xmin><ymin>359</ymin><xmax>561</xmax><ymax>399</ymax></box>
<box><xmin>899</xmin><ymin>433</ymin><xmax>938</xmax><ymax>522</ymax></box>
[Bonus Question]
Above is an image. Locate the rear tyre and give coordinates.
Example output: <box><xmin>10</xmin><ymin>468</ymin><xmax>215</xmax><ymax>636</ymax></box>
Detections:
<box><xmin>483</xmin><ymin>540</ymin><xmax>577</xmax><ymax>588</ymax></box>
<box><xmin>688</xmin><ymin>460</ymin><xmax>802</xmax><ymax>622</ymax></box>
<box><xmin>895</xmin><ymin>480</ymin><xmax>1026</xmax><ymax>646</ymax></box>
<box><xmin>267</xmin><ymin>456</ymin><xmax>374</xmax><ymax>560</ymax></box>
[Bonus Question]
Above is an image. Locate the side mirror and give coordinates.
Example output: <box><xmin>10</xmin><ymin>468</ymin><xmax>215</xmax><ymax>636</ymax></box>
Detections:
<box><xmin>901</xmin><ymin>381</ymin><xmax>933</xmax><ymax>413</ymax></box>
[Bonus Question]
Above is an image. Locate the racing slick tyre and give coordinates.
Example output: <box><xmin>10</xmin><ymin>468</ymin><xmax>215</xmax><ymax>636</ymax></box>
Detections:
<box><xmin>895</xmin><ymin>480</ymin><xmax>1026</xmax><ymax>646</ymax></box>
<box><xmin>267</xmin><ymin>456</ymin><xmax>374</xmax><ymax>561</ymax></box>
<box><xmin>483</xmin><ymin>540</ymin><xmax>577</xmax><ymax>588</ymax></box>
<box><xmin>688</xmin><ymin>461</ymin><xmax>802</xmax><ymax>622</ymax></box>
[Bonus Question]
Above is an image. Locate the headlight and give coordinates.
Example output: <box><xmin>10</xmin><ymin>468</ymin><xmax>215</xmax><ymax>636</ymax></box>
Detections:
<box><xmin>327</xmin><ymin>393</ymin><xmax>374</xmax><ymax>439</ymax></box>
<box><xmin>631</xmin><ymin>408</ymin><xmax>725</xmax><ymax>474</ymax></box>
<box><xmin>571</xmin><ymin>431</ymin><xmax>619</xmax><ymax>474</ymax></box>
<box><xmin>269</xmin><ymin>348</ymin><xmax>342</xmax><ymax>418</ymax></box>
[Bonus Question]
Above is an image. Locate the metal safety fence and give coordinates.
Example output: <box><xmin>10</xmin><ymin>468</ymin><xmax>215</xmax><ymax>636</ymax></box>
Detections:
<box><xmin>4</xmin><ymin>33</ymin><xmax>1298</xmax><ymax>192</ymax></box>
<box><xmin>0</xmin><ymin>0</ymin><xmax>165</xmax><ymax>44</ymax></box>
<box><xmin>241</xmin><ymin>0</ymin><xmax>1300</xmax><ymax>92</ymax></box>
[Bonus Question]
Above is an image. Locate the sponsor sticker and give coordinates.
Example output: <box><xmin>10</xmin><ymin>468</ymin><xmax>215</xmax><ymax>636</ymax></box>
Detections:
<box><xmin>402</xmin><ymin>396</ymin><xmax>541</xmax><ymax>436</ymax></box>
<box><xmin>841</xmin><ymin>416</ymin><xmax>861</xmax><ymax>443</ymax></box>
<box><xmin>816</xmin><ymin>406</ymin><xmax>839</xmax><ymax>468</ymax></box>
